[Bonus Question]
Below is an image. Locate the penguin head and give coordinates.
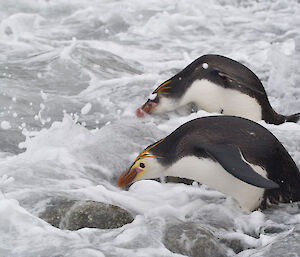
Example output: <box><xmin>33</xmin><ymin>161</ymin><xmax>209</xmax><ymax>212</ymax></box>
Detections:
<box><xmin>138</xmin><ymin>79</ymin><xmax>179</xmax><ymax>116</ymax></box>
<box><xmin>117</xmin><ymin>139</ymin><xmax>165</xmax><ymax>187</ymax></box>
<box><xmin>137</xmin><ymin>59</ymin><xmax>210</xmax><ymax>117</ymax></box>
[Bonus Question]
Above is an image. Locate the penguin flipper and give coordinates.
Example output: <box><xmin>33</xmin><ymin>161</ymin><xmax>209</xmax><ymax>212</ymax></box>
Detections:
<box><xmin>194</xmin><ymin>143</ymin><xmax>279</xmax><ymax>189</ymax></box>
<box><xmin>216</xmin><ymin>70</ymin><xmax>265</xmax><ymax>95</ymax></box>
<box><xmin>285</xmin><ymin>112</ymin><xmax>300</xmax><ymax>123</ymax></box>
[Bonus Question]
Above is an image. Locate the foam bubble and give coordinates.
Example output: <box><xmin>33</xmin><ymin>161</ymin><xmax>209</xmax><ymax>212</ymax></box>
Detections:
<box><xmin>81</xmin><ymin>103</ymin><xmax>92</xmax><ymax>115</ymax></box>
<box><xmin>1</xmin><ymin>121</ymin><xmax>11</xmax><ymax>130</ymax></box>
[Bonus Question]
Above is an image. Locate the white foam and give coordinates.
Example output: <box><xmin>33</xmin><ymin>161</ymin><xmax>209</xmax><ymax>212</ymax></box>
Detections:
<box><xmin>81</xmin><ymin>102</ymin><xmax>92</xmax><ymax>115</ymax></box>
<box><xmin>40</xmin><ymin>90</ymin><xmax>47</xmax><ymax>100</ymax></box>
<box><xmin>202</xmin><ymin>62</ymin><xmax>209</xmax><ymax>69</ymax></box>
<box><xmin>0</xmin><ymin>0</ymin><xmax>299</xmax><ymax>256</ymax></box>
<box><xmin>0</xmin><ymin>121</ymin><xmax>11</xmax><ymax>130</ymax></box>
<box><xmin>148</xmin><ymin>93</ymin><xmax>157</xmax><ymax>100</ymax></box>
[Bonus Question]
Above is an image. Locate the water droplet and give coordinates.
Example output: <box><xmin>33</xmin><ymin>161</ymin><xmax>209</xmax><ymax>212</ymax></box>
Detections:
<box><xmin>1</xmin><ymin>121</ymin><xmax>11</xmax><ymax>130</ymax></box>
<box><xmin>202</xmin><ymin>63</ymin><xmax>209</xmax><ymax>69</ymax></box>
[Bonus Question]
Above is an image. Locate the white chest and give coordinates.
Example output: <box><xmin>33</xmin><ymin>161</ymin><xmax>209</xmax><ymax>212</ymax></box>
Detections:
<box><xmin>165</xmin><ymin>156</ymin><xmax>266</xmax><ymax>211</ymax></box>
<box><xmin>180</xmin><ymin>79</ymin><xmax>262</xmax><ymax>121</ymax></box>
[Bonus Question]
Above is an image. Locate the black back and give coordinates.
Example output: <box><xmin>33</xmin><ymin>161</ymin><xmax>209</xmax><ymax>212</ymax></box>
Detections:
<box><xmin>150</xmin><ymin>116</ymin><xmax>300</xmax><ymax>208</ymax></box>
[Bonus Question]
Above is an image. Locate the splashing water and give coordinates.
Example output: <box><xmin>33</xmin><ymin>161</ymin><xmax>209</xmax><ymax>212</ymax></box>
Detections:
<box><xmin>0</xmin><ymin>0</ymin><xmax>300</xmax><ymax>256</ymax></box>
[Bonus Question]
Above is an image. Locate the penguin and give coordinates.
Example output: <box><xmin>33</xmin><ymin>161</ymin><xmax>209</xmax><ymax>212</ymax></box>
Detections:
<box><xmin>136</xmin><ymin>54</ymin><xmax>300</xmax><ymax>125</ymax></box>
<box><xmin>117</xmin><ymin>116</ymin><xmax>300</xmax><ymax>211</ymax></box>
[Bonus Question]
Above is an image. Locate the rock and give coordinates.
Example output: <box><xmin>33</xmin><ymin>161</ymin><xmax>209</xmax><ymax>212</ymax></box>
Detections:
<box><xmin>63</xmin><ymin>200</ymin><xmax>134</xmax><ymax>230</ymax></box>
<box><xmin>219</xmin><ymin>238</ymin><xmax>244</xmax><ymax>254</ymax></box>
<box><xmin>263</xmin><ymin>225</ymin><xmax>286</xmax><ymax>234</ymax></box>
<box><xmin>39</xmin><ymin>199</ymin><xmax>76</xmax><ymax>228</ymax></box>
<box><xmin>163</xmin><ymin>218</ymin><xmax>227</xmax><ymax>257</ymax></box>
<box><xmin>261</xmin><ymin>228</ymin><xmax>300</xmax><ymax>257</ymax></box>
<box><xmin>40</xmin><ymin>198</ymin><xmax>134</xmax><ymax>230</ymax></box>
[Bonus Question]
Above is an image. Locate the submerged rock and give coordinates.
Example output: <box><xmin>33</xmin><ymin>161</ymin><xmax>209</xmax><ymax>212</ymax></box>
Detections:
<box><xmin>262</xmin><ymin>228</ymin><xmax>300</xmax><ymax>257</ymax></box>
<box><xmin>219</xmin><ymin>238</ymin><xmax>244</xmax><ymax>254</ymax></box>
<box><xmin>40</xmin><ymin>198</ymin><xmax>134</xmax><ymax>230</ymax></box>
<box><xmin>39</xmin><ymin>199</ymin><xmax>76</xmax><ymax>228</ymax></box>
<box><xmin>163</xmin><ymin>219</ymin><xmax>228</xmax><ymax>257</ymax></box>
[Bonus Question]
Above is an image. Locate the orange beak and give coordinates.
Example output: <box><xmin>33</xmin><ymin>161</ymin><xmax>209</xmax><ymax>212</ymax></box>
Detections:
<box><xmin>117</xmin><ymin>168</ymin><xmax>142</xmax><ymax>187</ymax></box>
<box><xmin>136</xmin><ymin>100</ymin><xmax>158</xmax><ymax>118</ymax></box>
<box><xmin>141</xmin><ymin>100</ymin><xmax>157</xmax><ymax>114</ymax></box>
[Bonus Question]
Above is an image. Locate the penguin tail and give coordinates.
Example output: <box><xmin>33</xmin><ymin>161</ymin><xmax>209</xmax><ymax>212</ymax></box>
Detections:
<box><xmin>285</xmin><ymin>113</ymin><xmax>300</xmax><ymax>123</ymax></box>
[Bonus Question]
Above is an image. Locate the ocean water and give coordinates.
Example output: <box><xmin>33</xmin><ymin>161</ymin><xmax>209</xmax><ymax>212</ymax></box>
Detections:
<box><xmin>0</xmin><ymin>0</ymin><xmax>300</xmax><ymax>256</ymax></box>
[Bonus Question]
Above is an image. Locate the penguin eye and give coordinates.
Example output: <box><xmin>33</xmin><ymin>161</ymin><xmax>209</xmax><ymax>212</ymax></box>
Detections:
<box><xmin>139</xmin><ymin>162</ymin><xmax>145</xmax><ymax>168</ymax></box>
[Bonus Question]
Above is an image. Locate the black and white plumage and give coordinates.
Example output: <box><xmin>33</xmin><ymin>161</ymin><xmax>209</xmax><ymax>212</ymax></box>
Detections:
<box><xmin>117</xmin><ymin>116</ymin><xmax>300</xmax><ymax>211</ymax></box>
<box><xmin>137</xmin><ymin>54</ymin><xmax>300</xmax><ymax>125</ymax></box>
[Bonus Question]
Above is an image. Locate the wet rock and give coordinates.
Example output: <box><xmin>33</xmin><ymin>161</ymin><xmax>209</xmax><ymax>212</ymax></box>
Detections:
<box><xmin>263</xmin><ymin>225</ymin><xmax>286</xmax><ymax>234</ymax></box>
<box><xmin>262</xmin><ymin>229</ymin><xmax>300</xmax><ymax>257</ymax></box>
<box><xmin>40</xmin><ymin>198</ymin><xmax>134</xmax><ymax>230</ymax></box>
<box><xmin>163</xmin><ymin>219</ymin><xmax>227</xmax><ymax>257</ymax></box>
<box><xmin>63</xmin><ymin>201</ymin><xmax>134</xmax><ymax>230</ymax></box>
<box><xmin>219</xmin><ymin>238</ymin><xmax>244</xmax><ymax>254</ymax></box>
<box><xmin>39</xmin><ymin>199</ymin><xmax>76</xmax><ymax>228</ymax></box>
